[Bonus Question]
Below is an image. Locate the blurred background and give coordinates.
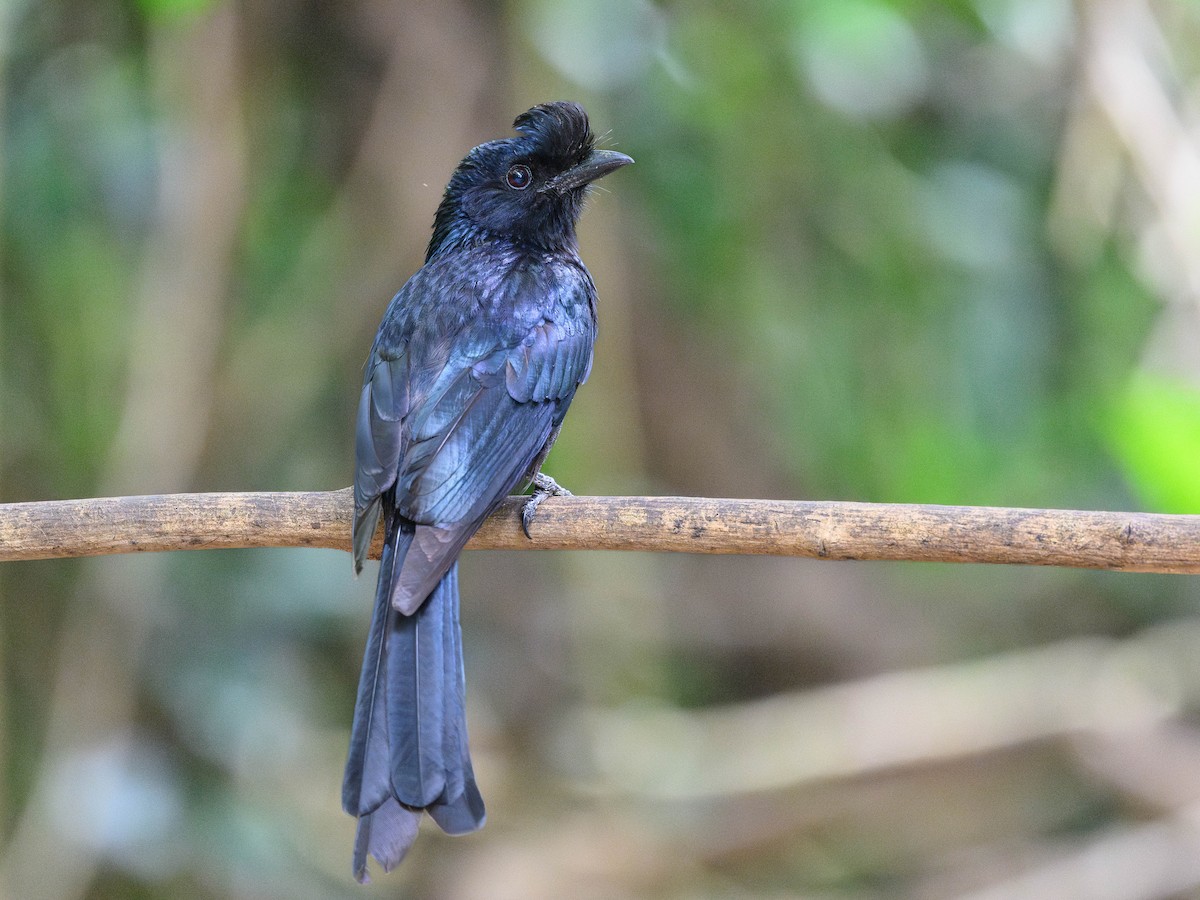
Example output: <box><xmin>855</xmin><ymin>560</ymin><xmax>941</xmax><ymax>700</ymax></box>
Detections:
<box><xmin>3</xmin><ymin>0</ymin><xmax>1200</xmax><ymax>897</ymax></box>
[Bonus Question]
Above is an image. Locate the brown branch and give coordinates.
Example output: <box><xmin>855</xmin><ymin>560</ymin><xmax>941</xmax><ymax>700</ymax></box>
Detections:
<box><xmin>1</xmin><ymin>490</ymin><xmax>1199</xmax><ymax>572</ymax></box>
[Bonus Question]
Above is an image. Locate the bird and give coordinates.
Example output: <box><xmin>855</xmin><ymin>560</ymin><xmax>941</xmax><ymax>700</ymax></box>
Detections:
<box><xmin>341</xmin><ymin>101</ymin><xmax>632</xmax><ymax>882</ymax></box>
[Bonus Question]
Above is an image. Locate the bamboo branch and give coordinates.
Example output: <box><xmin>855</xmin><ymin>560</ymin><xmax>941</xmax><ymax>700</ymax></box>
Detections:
<box><xmin>1</xmin><ymin>490</ymin><xmax>1198</xmax><ymax>572</ymax></box>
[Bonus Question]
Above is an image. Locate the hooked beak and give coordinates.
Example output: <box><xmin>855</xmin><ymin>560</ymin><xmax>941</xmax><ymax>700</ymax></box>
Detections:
<box><xmin>540</xmin><ymin>149</ymin><xmax>634</xmax><ymax>194</ymax></box>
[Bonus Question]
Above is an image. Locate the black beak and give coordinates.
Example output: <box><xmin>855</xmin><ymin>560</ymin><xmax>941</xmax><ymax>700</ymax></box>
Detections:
<box><xmin>540</xmin><ymin>149</ymin><xmax>634</xmax><ymax>194</ymax></box>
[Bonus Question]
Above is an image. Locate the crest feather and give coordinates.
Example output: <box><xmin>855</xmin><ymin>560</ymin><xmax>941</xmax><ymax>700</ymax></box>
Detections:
<box><xmin>512</xmin><ymin>102</ymin><xmax>595</xmax><ymax>162</ymax></box>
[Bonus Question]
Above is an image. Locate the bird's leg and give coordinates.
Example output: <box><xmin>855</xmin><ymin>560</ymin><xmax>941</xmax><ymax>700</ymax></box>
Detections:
<box><xmin>521</xmin><ymin>472</ymin><xmax>572</xmax><ymax>538</ymax></box>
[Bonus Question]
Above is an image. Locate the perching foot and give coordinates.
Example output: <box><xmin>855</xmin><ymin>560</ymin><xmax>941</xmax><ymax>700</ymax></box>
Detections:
<box><xmin>521</xmin><ymin>473</ymin><xmax>572</xmax><ymax>539</ymax></box>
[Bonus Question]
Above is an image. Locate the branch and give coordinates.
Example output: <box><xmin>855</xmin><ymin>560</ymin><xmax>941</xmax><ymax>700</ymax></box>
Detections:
<box><xmin>1</xmin><ymin>490</ymin><xmax>1199</xmax><ymax>572</ymax></box>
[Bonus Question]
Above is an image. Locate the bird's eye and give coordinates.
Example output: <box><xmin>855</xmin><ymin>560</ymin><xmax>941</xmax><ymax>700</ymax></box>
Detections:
<box><xmin>506</xmin><ymin>164</ymin><xmax>532</xmax><ymax>190</ymax></box>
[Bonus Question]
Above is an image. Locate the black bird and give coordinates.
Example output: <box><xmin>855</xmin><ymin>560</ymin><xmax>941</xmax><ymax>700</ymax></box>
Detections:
<box><xmin>342</xmin><ymin>101</ymin><xmax>632</xmax><ymax>881</ymax></box>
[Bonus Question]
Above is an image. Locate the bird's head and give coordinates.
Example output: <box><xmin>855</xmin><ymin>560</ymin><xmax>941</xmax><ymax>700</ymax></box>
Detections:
<box><xmin>427</xmin><ymin>101</ymin><xmax>633</xmax><ymax>259</ymax></box>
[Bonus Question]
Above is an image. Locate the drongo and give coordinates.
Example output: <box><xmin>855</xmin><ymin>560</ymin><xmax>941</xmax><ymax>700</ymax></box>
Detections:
<box><xmin>342</xmin><ymin>101</ymin><xmax>632</xmax><ymax>881</ymax></box>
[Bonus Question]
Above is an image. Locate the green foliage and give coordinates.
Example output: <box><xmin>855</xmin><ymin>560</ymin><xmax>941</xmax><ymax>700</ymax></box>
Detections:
<box><xmin>1108</xmin><ymin>374</ymin><xmax>1200</xmax><ymax>513</ymax></box>
<box><xmin>612</xmin><ymin>0</ymin><xmax>1164</xmax><ymax>511</ymax></box>
<box><xmin>135</xmin><ymin>0</ymin><xmax>219</xmax><ymax>23</ymax></box>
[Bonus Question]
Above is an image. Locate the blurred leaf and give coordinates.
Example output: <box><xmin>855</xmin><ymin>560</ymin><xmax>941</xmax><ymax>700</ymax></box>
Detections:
<box><xmin>527</xmin><ymin>0</ymin><xmax>666</xmax><ymax>89</ymax></box>
<box><xmin>136</xmin><ymin>0</ymin><xmax>219</xmax><ymax>22</ymax></box>
<box><xmin>791</xmin><ymin>0</ymin><xmax>929</xmax><ymax>120</ymax></box>
<box><xmin>1107</xmin><ymin>373</ymin><xmax>1200</xmax><ymax>513</ymax></box>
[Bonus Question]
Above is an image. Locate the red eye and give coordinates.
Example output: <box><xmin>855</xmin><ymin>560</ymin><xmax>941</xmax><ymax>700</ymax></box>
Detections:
<box><xmin>506</xmin><ymin>164</ymin><xmax>532</xmax><ymax>190</ymax></box>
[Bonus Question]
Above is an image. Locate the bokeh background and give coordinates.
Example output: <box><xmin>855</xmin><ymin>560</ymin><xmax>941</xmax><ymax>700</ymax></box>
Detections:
<box><xmin>3</xmin><ymin>0</ymin><xmax>1200</xmax><ymax>897</ymax></box>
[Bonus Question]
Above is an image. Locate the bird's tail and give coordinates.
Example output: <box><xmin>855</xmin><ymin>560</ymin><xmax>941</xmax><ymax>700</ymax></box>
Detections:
<box><xmin>342</xmin><ymin>520</ymin><xmax>486</xmax><ymax>883</ymax></box>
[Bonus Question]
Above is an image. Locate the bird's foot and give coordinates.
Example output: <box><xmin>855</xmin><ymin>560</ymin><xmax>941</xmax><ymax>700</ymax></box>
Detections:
<box><xmin>522</xmin><ymin>473</ymin><xmax>572</xmax><ymax>539</ymax></box>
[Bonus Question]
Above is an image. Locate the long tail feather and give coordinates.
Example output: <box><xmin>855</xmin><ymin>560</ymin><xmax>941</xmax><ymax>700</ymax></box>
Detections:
<box><xmin>426</xmin><ymin>564</ymin><xmax>486</xmax><ymax>834</ymax></box>
<box><xmin>387</xmin><ymin>566</ymin><xmax>450</xmax><ymax>804</ymax></box>
<box><xmin>343</xmin><ymin>519</ymin><xmax>485</xmax><ymax>882</ymax></box>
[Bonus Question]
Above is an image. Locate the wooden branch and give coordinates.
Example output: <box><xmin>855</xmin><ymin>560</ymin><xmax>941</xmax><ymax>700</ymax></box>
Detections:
<box><xmin>1</xmin><ymin>489</ymin><xmax>1199</xmax><ymax>573</ymax></box>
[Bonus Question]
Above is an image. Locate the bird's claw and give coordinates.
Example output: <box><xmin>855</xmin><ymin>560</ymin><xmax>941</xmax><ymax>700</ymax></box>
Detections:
<box><xmin>521</xmin><ymin>473</ymin><xmax>572</xmax><ymax>539</ymax></box>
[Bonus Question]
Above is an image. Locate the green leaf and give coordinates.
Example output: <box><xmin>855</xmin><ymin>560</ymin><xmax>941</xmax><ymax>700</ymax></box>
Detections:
<box><xmin>136</xmin><ymin>0</ymin><xmax>218</xmax><ymax>23</ymax></box>
<box><xmin>1107</xmin><ymin>373</ymin><xmax>1200</xmax><ymax>513</ymax></box>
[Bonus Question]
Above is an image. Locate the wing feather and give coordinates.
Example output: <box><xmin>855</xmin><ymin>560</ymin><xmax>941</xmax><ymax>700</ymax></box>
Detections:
<box><xmin>353</xmin><ymin>267</ymin><xmax>596</xmax><ymax>603</ymax></box>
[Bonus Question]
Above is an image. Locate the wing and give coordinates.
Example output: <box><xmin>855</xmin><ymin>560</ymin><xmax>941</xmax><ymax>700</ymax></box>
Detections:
<box><xmin>352</xmin><ymin>261</ymin><xmax>596</xmax><ymax>604</ymax></box>
<box><xmin>352</xmin><ymin>347</ymin><xmax>409</xmax><ymax>570</ymax></box>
